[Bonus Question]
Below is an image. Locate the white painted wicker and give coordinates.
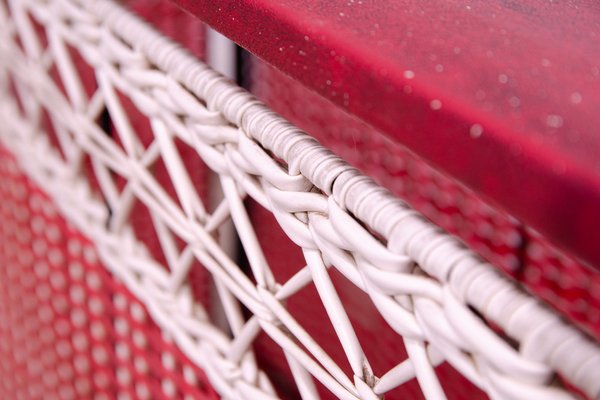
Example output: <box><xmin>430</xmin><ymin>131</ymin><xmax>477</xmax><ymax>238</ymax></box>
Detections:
<box><xmin>0</xmin><ymin>0</ymin><xmax>598</xmax><ymax>399</ymax></box>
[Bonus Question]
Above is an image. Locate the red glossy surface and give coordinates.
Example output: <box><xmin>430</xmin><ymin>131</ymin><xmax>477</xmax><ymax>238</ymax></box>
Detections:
<box><xmin>172</xmin><ymin>0</ymin><xmax>600</xmax><ymax>269</ymax></box>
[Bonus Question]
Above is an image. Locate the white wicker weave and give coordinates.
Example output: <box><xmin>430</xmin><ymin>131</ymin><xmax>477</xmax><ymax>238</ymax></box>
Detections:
<box><xmin>0</xmin><ymin>0</ymin><xmax>599</xmax><ymax>399</ymax></box>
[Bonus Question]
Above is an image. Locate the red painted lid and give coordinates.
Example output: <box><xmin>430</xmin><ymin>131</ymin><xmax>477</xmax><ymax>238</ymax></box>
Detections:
<box><xmin>173</xmin><ymin>0</ymin><xmax>600</xmax><ymax>269</ymax></box>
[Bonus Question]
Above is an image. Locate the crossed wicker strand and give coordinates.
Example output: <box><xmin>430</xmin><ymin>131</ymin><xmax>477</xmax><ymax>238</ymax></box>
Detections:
<box><xmin>0</xmin><ymin>0</ymin><xmax>599</xmax><ymax>399</ymax></box>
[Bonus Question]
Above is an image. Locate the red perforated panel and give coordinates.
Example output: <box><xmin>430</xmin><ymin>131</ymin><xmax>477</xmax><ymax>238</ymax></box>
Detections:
<box><xmin>0</xmin><ymin>2</ymin><xmax>221</xmax><ymax>397</ymax></box>
<box><xmin>0</xmin><ymin>147</ymin><xmax>220</xmax><ymax>400</ymax></box>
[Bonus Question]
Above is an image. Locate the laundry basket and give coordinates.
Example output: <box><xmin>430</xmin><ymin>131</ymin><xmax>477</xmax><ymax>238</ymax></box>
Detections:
<box><xmin>0</xmin><ymin>0</ymin><xmax>599</xmax><ymax>399</ymax></box>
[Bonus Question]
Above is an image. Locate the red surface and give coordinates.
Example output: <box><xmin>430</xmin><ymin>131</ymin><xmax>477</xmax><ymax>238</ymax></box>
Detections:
<box><xmin>248</xmin><ymin>200</ymin><xmax>488</xmax><ymax>400</ymax></box>
<box><xmin>245</xmin><ymin>56</ymin><xmax>600</xmax><ymax>342</ymax></box>
<box><xmin>172</xmin><ymin>0</ymin><xmax>600</xmax><ymax>270</ymax></box>
<box><xmin>245</xmin><ymin>56</ymin><xmax>600</xmax><ymax>398</ymax></box>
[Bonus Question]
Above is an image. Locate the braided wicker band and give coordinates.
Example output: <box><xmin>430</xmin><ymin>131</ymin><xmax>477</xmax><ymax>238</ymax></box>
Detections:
<box><xmin>0</xmin><ymin>0</ymin><xmax>598</xmax><ymax>398</ymax></box>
